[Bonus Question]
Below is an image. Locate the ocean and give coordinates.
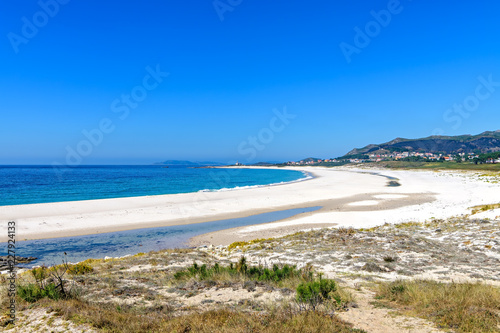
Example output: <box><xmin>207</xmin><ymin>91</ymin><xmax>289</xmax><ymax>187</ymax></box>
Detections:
<box><xmin>0</xmin><ymin>165</ymin><xmax>310</xmax><ymax>206</ymax></box>
<box><xmin>0</xmin><ymin>166</ymin><xmax>315</xmax><ymax>264</ymax></box>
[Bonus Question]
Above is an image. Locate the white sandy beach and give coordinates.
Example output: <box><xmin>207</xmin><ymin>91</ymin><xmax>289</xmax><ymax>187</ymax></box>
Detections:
<box><xmin>1</xmin><ymin>167</ymin><xmax>499</xmax><ymax>243</ymax></box>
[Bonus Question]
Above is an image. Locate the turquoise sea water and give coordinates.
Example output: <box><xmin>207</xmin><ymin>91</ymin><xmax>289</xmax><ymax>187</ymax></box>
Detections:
<box><xmin>4</xmin><ymin>206</ymin><xmax>321</xmax><ymax>267</ymax></box>
<box><xmin>0</xmin><ymin>165</ymin><xmax>309</xmax><ymax>206</ymax></box>
<box><xmin>0</xmin><ymin>166</ymin><xmax>314</xmax><ymax>266</ymax></box>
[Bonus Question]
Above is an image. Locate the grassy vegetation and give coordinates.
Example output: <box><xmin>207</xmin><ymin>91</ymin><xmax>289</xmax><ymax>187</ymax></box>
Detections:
<box><xmin>4</xmin><ymin>220</ymin><xmax>500</xmax><ymax>332</ymax></box>
<box><xmin>17</xmin><ymin>282</ymin><xmax>64</xmax><ymax>303</ymax></box>
<box><xmin>470</xmin><ymin>203</ymin><xmax>500</xmax><ymax>215</ymax></box>
<box><xmin>296</xmin><ymin>278</ymin><xmax>338</xmax><ymax>311</ymax></box>
<box><xmin>379</xmin><ymin>160</ymin><xmax>500</xmax><ymax>171</ymax></box>
<box><xmin>174</xmin><ymin>258</ymin><xmax>353</xmax><ymax>312</ymax></box>
<box><xmin>67</xmin><ymin>261</ymin><xmax>94</xmax><ymax>275</ymax></box>
<box><xmin>376</xmin><ymin>280</ymin><xmax>500</xmax><ymax>332</ymax></box>
<box><xmin>17</xmin><ymin>260</ymin><xmax>80</xmax><ymax>303</ymax></box>
<box><xmin>39</xmin><ymin>298</ymin><xmax>365</xmax><ymax>333</ymax></box>
<box><xmin>227</xmin><ymin>238</ymin><xmax>274</xmax><ymax>251</ymax></box>
<box><xmin>174</xmin><ymin>257</ymin><xmax>311</xmax><ymax>286</ymax></box>
<box><xmin>1</xmin><ymin>255</ymin><xmax>359</xmax><ymax>332</ymax></box>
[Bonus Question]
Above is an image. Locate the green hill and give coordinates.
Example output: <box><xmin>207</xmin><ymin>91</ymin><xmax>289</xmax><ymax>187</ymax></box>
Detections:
<box><xmin>344</xmin><ymin>130</ymin><xmax>500</xmax><ymax>156</ymax></box>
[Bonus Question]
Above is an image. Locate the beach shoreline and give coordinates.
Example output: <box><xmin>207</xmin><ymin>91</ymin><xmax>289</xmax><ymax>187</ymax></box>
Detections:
<box><xmin>1</xmin><ymin>166</ymin><xmax>499</xmax><ymax>244</ymax></box>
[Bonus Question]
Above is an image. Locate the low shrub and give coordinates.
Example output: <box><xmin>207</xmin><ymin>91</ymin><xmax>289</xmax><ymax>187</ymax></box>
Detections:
<box><xmin>18</xmin><ymin>256</ymin><xmax>77</xmax><ymax>303</ymax></box>
<box><xmin>68</xmin><ymin>262</ymin><xmax>94</xmax><ymax>275</ymax></box>
<box><xmin>296</xmin><ymin>278</ymin><xmax>337</xmax><ymax>311</ymax></box>
<box><xmin>17</xmin><ymin>283</ymin><xmax>62</xmax><ymax>303</ymax></box>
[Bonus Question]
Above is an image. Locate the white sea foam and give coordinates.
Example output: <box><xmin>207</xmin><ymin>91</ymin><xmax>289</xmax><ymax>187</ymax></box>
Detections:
<box><xmin>198</xmin><ymin>171</ymin><xmax>314</xmax><ymax>193</ymax></box>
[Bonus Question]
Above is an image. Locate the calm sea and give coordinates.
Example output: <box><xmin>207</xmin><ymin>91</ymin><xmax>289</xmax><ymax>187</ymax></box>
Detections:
<box><xmin>0</xmin><ymin>166</ymin><xmax>315</xmax><ymax>265</ymax></box>
<box><xmin>0</xmin><ymin>165</ymin><xmax>309</xmax><ymax>206</ymax></box>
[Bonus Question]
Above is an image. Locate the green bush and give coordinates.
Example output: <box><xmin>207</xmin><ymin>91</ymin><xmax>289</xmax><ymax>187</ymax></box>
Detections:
<box><xmin>296</xmin><ymin>279</ymin><xmax>337</xmax><ymax>310</ymax></box>
<box><xmin>17</xmin><ymin>283</ymin><xmax>62</xmax><ymax>303</ymax></box>
<box><xmin>20</xmin><ymin>257</ymin><xmax>75</xmax><ymax>303</ymax></box>
<box><xmin>17</xmin><ymin>284</ymin><xmax>42</xmax><ymax>303</ymax></box>
<box><xmin>68</xmin><ymin>262</ymin><xmax>94</xmax><ymax>275</ymax></box>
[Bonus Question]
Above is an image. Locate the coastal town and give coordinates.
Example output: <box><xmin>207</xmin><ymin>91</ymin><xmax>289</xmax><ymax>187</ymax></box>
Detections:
<box><xmin>287</xmin><ymin>151</ymin><xmax>500</xmax><ymax>165</ymax></box>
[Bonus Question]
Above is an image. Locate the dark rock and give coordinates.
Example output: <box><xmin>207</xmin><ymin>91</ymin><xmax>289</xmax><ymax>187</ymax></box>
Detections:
<box><xmin>0</xmin><ymin>256</ymin><xmax>37</xmax><ymax>270</ymax></box>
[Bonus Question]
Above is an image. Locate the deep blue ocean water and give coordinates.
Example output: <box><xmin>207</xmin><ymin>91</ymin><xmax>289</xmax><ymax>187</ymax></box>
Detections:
<box><xmin>0</xmin><ymin>165</ymin><xmax>309</xmax><ymax>206</ymax></box>
<box><xmin>0</xmin><ymin>166</ymin><xmax>315</xmax><ymax>266</ymax></box>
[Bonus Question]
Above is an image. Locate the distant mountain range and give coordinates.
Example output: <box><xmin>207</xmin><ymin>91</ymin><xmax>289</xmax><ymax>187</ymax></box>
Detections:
<box><xmin>156</xmin><ymin>131</ymin><xmax>500</xmax><ymax>166</ymax></box>
<box><xmin>343</xmin><ymin>130</ymin><xmax>500</xmax><ymax>157</ymax></box>
<box><xmin>153</xmin><ymin>160</ymin><xmax>226</xmax><ymax>166</ymax></box>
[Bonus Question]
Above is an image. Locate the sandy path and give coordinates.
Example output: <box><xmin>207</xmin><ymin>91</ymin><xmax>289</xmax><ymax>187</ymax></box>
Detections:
<box><xmin>338</xmin><ymin>288</ymin><xmax>443</xmax><ymax>333</ymax></box>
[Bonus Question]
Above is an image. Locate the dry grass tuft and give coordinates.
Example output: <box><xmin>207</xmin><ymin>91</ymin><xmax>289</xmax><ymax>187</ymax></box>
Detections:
<box><xmin>227</xmin><ymin>238</ymin><xmax>275</xmax><ymax>251</ymax></box>
<box><xmin>470</xmin><ymin>203</ymin><xmax>500</xmax><ymax>215</ymax></box>
<box><xmin>45</xmin><ymin>298</ymin><xmax>364</xmax><ymax>333</ymax></box>
<box><xmin>376</xmin><ymin>280</ymin><xmax>500</xmax><ymax>332</ymax></box>
<box><xmin>336</xmin><ymin>227</ymin><xmax>357</xmax><ymax>235</ymax></box>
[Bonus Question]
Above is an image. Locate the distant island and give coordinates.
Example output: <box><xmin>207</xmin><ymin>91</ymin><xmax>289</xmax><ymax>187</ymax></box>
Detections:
<box><xmin>153</xmin><ymin>160</ymin><xmax>226</xmax><ymax>167</ymax></box>
<box><xmin>153</xmin><ymin>160</ymin><xmax>284</xmax><ymax>167</ymax></box>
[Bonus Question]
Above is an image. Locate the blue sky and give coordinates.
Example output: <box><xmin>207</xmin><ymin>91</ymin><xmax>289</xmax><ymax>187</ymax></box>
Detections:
<box><xmin>1</xmin><ymin>0</ymin><xmax>499</xmax><ymax>165</ymax></box>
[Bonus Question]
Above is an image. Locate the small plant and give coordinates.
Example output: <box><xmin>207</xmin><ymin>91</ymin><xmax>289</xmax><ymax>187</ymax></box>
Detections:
<box><xmin>337</xmin><ymin>227</ymin><xmax>356</xmax><ymax>236</ymax></box>
<box><xmin>18</xmin><ymin>254</ymin><xmax>77</xmax><ymax>303</ymax></box>
<box><xmin>235</xmin><ymin>256</ymin><xmax>247</xmax><ymax>274</ymax></box>
<box><xmin>389</xmin><ymin>283</ymin><xmax>405</xmax><ymax>295</ymax></box>
<box><xmin>383</xmin><ymin>256</ymin><xmax>397</xmax><ymax>263</ymax></box>
<box><xmin>31</xmin><ymin>266</ymin><xmax>49</xmax><ymax>289</ymax></box>
<box><xmin>296</xmin><ymin>278</ymin><xmax>337</xmax><ymax>311</ymax></box>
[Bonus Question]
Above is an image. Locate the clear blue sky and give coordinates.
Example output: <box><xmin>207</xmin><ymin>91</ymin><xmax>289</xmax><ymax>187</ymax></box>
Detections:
<box><xmin>1</xmin><ymin>0</ymin><xmax>499</xmax><ymax>165</ymax></box>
